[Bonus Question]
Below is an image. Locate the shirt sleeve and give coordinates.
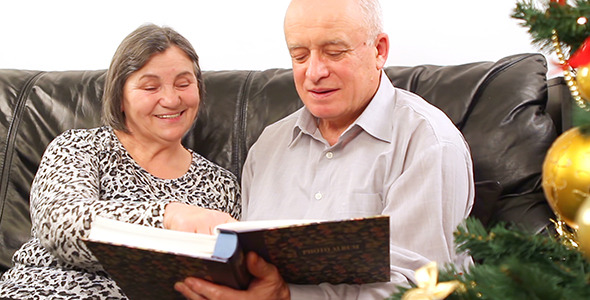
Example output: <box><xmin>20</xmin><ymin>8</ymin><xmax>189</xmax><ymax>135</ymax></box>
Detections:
<box><xmin>288</xmin><ymin>268</ymin><xmax>410</xmax><ymax>299</ymax></box>
<box><xmin>384</xmin><ymin>141</ymin><xmax>474</xmax><ymax>266</ymax></box>
<box><xmin>287</xmin><ymin>141</ymin><xmax>474</xmax><ymax>299</ymax></box>
<box><xmin>30</xmin><ymin>130</ymin><xmax>168</xmax><ymax>270</ymax></box>
<box><xmin>240</xmin><ymin>148</ymin><xmax>255</xmax><ymax>221</ymax></box>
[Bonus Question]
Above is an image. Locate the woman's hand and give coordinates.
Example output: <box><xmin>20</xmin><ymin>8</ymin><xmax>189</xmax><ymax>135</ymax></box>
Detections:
<box><xmin>163</xmin><ymin>202</ymin><xmax>237</xmax><ymax>234</ymax></box>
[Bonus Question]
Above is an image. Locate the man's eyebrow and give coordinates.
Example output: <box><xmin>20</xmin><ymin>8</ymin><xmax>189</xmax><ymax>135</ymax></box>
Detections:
<box><xmin>323</xmin><ymin>39</ymin><xmax>348</xmax><ymax>46</ymax></box>
<box><xmin>287</xmin><ymin>40</ymin><xmax>350</xmax><ymax>51</ymax></box>
<box><xmin>287</xmin><ymin>44</ymin><xmax>305</xmax><ymax>51</ymax></box>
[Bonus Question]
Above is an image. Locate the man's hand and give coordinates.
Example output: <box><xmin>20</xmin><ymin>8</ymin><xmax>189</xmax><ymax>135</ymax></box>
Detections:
<box><xmin>174</xmin><ymin>252</ymin><xmax>290</xmax><ymax>300</ymax></box>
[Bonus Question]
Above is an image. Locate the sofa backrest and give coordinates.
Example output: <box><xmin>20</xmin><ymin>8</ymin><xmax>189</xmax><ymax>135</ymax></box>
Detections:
<box><xmin>0</xmin><ymin>53</ymin><xmax>561</xmax><ymax>272</ymax></box>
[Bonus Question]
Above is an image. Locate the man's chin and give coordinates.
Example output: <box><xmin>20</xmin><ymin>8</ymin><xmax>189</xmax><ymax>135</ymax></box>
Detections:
<box><xmin>307</xmin><ymin>110</ymin><xmax>340</xmax><ymax>121</ymax></box>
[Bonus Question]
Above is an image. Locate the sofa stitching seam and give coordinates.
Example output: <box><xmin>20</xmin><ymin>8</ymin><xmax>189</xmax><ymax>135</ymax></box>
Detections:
<box><xmin>232</xmin><ymin>71</ymin><xmax>254</xmax><ymax>180</ymax></box>
<box><xmin>0</xmin><ymin>71</ymin><xmax>45</xmax><ymax>225</ymax></box>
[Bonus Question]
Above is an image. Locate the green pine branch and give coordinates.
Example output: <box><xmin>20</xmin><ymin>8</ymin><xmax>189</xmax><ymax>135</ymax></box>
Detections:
<box><xmin>512</xmin><ymin>0</ymin><xmax>590</xmax><ymax>55</ymax></box>
<box><xmin>388</xmin><ymin>218</ymin><xmax>590</xmax><ymax>300</ymax></box>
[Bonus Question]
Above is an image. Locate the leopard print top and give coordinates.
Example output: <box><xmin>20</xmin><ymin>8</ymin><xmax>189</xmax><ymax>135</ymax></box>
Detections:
<box><xmin>0</xmin><ymin>126</ymin><xmax>241</xmax><ymax>299</ymax></box>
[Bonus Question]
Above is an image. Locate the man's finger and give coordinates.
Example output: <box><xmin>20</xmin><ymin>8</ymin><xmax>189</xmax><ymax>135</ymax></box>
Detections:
<box><xmin>174</xmin><ymin>280</ymin><xmax>207</xmax><ymax>300</ymax></box>
<box><xmin>181</xmin><ymin>277</ymin><xmax>241</xmax><ymax>300</ymax></box>
<box><xmin>246</xmin><ymin>252</ymin><xmax>277</xmax><ymax>278</ymax></box>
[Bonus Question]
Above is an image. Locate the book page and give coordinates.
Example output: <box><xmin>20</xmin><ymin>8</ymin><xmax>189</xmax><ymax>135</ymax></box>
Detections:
<box><xmin>87</xmin><ymin>216</ymin><xmax>217</xmax><ymax>257</ymax></box>
<box><xmin>215</xmin><ymin>219</ymin><xmax>323</xmax><ymax>232</ymax></box>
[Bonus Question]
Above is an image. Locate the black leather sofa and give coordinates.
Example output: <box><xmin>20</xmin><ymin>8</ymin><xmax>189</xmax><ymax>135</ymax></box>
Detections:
<box><xmin>0</xmin><ymin>53</ymin><xmax>566</xmax><ymax>274</ymax></box>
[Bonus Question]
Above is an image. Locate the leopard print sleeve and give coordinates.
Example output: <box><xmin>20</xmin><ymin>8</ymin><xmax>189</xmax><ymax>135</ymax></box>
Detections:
<box><xmin>30</xmin><ymin>127</ymin><xmax>243</xmax><ymax>271</ymax></box>
<box><xmin>30</xmin><ymin>128</ymin><xmax>165</xmax><ymax>270</ymax></box>
<box><xmin>30</xmin><ymin>129</ymin><xmax>104</xmax><ymax>269</ymax></box>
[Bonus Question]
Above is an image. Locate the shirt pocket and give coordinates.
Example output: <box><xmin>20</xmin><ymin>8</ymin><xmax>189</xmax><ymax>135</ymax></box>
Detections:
<box><xmin>336</xmin><ymin>192</ymin><xmax>383</xmax><ymax>219</ymax></box>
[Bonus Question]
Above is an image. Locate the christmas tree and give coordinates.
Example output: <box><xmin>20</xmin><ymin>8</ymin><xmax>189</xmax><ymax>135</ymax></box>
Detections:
<box><xmin>389</xmin><ymin>1</ymin><xmax>590</xmax><ymax>299</ymax></box>
<box><xmin>388</xmin><ymin>218</ymin><xmax>590</xmax><ymax>299</ymax></box>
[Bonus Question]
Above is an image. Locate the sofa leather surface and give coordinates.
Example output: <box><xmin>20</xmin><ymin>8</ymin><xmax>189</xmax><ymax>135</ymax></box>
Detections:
<box><xmin>0</xmin><ymin>53</ymin><xmax>561</xmax><ymax>272</ymax></box>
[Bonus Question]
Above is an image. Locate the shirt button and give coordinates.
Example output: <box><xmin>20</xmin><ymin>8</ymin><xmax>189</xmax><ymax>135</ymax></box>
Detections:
<box><xmin>314</xmin><ymin>192</ymin><xmax>323</xmax><ymax>200</ymax></box>
<box><xmin>325</xmin><ymin>152</ymin><xmax>334</xmax><ymax>159</ymax></box>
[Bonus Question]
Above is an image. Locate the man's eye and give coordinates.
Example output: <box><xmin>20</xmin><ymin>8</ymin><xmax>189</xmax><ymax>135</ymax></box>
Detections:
<box><xmin>326</xmin><ymin>51</ymin><xmax>346</xmax><ymax>58</ymax></box>
<box><xmin>293</xmin><ymin>56</ymin><xmax>307</xmax><ymax>62</ymax></box>
<box><xmin>290</xmin><ymin>52</ymin><xmax>308</xmax><ymax>63</ymax></box>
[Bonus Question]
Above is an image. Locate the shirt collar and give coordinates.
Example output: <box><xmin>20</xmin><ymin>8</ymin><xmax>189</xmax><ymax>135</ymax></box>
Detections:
<box><xmin>355</xmin><ymin>70</ymin><xmax>395</xmax><ymax>143</ymax></box>
<box><xmin>291</xmin><ymin>107</ymin><xmax>317</xmax><ymax>146</ymax></box>
<box><xmin>291</xmin><ymin>70</ymin><xmax>395</xmax><ymax>145</ymax></box>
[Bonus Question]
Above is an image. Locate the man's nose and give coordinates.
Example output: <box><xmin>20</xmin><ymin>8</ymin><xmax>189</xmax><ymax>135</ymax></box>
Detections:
<box><xmin>305</xmin><ymin>53</ymin><xmax>329</xmax><ymax>82</ymax></box>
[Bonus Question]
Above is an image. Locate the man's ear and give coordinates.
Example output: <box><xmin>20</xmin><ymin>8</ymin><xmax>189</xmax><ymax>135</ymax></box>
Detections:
<box><xmin>374</xmin><ymin>33</ymin><xmax>389</xmax><ymax>70</ymax></box>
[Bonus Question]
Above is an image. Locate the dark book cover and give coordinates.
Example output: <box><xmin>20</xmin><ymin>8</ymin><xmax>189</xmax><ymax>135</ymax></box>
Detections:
<box><xmin>85</xmin><ymin>231</ymin><xmax>249</xmax><ymax>300</ymax></box>
<box><xmin>226</xmin><ymin>215</ymin><xmax>391</xmax><ymax>285</ymax></box>
<box><xmin>85</xmin><ymin>215</ymin><xmax>390</xmax><ymax>300</ymax></box>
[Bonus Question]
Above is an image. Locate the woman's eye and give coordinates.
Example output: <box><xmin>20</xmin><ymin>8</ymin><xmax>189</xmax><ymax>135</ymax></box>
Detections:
<box><xmin>176</xmin><ymin>81</ymin><xmax>191</xmax><ymax>89</ymax></box>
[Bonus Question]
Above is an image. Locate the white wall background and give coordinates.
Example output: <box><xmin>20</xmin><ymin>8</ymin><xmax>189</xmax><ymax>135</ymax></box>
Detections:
<box><xmin>0</xmin><ymin>0</ymin><xmax>555</xmax><ymax>73</ymax></box>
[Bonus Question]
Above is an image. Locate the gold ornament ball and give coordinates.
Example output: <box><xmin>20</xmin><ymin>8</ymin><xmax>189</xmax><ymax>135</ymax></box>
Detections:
<box><xmin>542</xmin><ymin>127</ymin><xmax>590</xmax><ymax>229</ymax></box>
<box><xmin>575</xmin><ymin>197</ymin><xmax>590</xmax><ymax>259</ymax></box>
<box><xmin>577</xmin><ymin>65</ymin><xmax>590</xmax><ymax>101</ymax></box>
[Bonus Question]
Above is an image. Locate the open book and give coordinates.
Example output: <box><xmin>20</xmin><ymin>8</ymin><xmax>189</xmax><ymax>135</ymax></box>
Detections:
<box><xmin>84</xmin><ymin>215</ymin><xmax>390</xmax><ymax>300</ymax></box>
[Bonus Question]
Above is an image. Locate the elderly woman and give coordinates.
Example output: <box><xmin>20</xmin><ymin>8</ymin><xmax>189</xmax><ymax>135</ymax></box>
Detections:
<box><xmin>0</xmin><ymin>24</ymin><xmax>240</xmax><ymax>299</ymax></box>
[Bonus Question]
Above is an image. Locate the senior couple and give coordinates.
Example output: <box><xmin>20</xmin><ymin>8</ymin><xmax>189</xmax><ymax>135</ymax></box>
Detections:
<box><xmin>0</xmin><ymin>0</ymin><xmax>474</xmax><ymax>299</ymax></box>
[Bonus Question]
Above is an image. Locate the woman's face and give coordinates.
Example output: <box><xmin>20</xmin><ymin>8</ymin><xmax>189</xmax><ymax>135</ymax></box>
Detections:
<box><xmin>121</xmin><ymin>45</ymin><xmax>200</xmax><ymax>146</ymax></box>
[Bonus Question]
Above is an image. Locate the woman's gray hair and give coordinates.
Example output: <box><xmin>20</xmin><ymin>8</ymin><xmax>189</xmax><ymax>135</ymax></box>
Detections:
<box><xmin>102</xmin><ymin>24</ymin><xmax>204</xmax><ymax>133</ymax></box>
<box><xmin>359</xmin><ymin>0</ymin><xmax>384</xmax><ymax>43</ymax></box>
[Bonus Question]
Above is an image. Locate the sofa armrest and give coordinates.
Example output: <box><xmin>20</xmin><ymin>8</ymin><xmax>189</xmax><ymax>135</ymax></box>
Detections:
<box><xmin>547</xmin><ymin>76</ymin><xmax>573</xmax><ymax>133</ymax></box>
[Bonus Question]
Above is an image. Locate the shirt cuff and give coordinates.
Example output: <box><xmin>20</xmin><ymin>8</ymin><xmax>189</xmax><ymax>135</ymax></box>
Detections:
<box><xmin>288</xmin><ymin>284</ymin><xmax>326</xmax><ymax>300</ymax></box>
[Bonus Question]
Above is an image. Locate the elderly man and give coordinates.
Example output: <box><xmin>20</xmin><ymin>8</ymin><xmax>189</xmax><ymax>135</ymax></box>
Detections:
<box><xmin>175</xmin><ymin>0</ymin><xmax>474</xmax><ymax>299</ymax></box>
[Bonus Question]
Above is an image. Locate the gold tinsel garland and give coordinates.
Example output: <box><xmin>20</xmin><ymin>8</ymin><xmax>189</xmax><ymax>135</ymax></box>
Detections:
<box><xmin>552</xmin><ymin>30</ymin><xmax>590</xmax><ymax>111</ymax></box>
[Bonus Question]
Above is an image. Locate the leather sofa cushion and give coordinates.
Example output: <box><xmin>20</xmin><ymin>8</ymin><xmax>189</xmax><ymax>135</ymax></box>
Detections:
<box><xmin>0</xmin><ymin>53</ymin><xmax>558</xmax><ymax>272</ymax></box>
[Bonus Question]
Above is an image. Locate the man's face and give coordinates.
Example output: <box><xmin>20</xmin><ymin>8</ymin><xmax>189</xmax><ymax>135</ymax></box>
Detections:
<box><xmin>284</xmin><ymin>0</ymin><xmax>386</xmax><ymax>128</ymax></box>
